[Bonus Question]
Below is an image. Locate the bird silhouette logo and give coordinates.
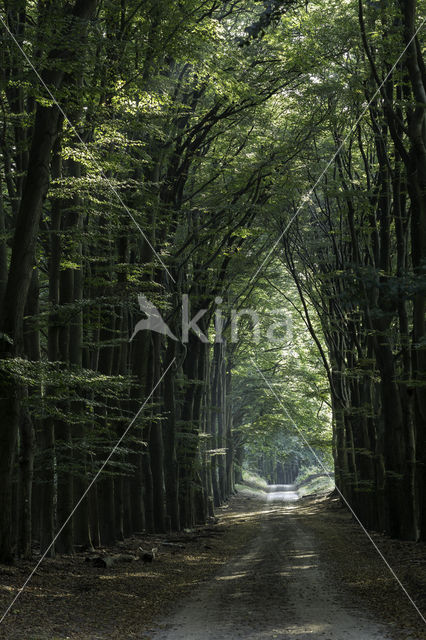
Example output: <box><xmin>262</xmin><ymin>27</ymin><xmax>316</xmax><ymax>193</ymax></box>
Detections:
<box><xmin>129</xmin><ymin>294</ymin><xmax>178</xmax><ymax>342</ymax></box>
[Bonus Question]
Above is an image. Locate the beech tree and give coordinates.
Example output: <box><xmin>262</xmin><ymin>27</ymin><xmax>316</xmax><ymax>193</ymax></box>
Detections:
<box><xmin>0</xmin><ymin>0</ymin><xmax>425</xmax><ymax>566</ymax></box>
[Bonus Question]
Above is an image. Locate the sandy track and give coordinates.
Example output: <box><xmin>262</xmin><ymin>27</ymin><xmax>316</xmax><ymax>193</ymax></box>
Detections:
<box><xmin>149</xmin><ymin>486</ymin><xmax>391</xmax><ymax>639</ymax></box>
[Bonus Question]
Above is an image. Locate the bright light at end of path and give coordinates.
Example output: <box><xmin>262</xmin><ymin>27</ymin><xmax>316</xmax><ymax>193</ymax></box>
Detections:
<box><xmin>285</xmin><ymin>622</ymin><xmax>329</xmax><ymax>634</ymax></box>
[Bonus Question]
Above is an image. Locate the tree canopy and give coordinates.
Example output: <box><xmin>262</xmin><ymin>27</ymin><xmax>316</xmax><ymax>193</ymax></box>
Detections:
<box><xmin>0</xmin><ymin>0</ymin><xmax>425</xmax><ymax>565</ymax></box>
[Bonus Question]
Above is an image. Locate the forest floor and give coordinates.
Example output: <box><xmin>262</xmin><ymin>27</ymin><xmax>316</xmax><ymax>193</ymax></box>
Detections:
<box><xmin>0</xmin><ymin>486</ymin><xmax>425</xmax><ymax>640</ymax></box>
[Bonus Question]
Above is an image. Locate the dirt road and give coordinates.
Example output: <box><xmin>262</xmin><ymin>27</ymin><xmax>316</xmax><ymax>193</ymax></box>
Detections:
<box><xmin>149</xmin><ymin>485</ymin><xmax>391</xmax><ymax>640</ymax></box>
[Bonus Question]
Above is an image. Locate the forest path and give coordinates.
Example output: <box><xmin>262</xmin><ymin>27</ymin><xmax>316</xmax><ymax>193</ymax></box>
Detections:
<box><xmin>148</xmin><ymin>486</ymin><xmax>391</xmax><ymax>640</ymax></box>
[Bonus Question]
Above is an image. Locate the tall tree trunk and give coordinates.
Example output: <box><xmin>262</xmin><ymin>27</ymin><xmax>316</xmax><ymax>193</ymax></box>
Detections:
<box><xmin>163</xmin><ymin>341</ymin><xmax>180</xmax><ymax>530</ymax></box>
<box><xmin>17</xmin><ymin>268</ymin><xmax>39</xmax><ymax>558</ymax></box>
<box><xmin>0</xmin><ymin>0</ymin><xmax>97</xmax><ymax>565</ymax></box>
<box><xmin>149</xmin><ymin>333</ymin><xmax>167</xmax><ymax>532</ymax></box>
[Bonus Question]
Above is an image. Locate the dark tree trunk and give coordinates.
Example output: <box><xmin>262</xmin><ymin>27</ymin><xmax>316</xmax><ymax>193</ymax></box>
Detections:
<box><xmin>149</xmin><ymin>334</ymin><xmax>167</xmax><ymax>532</ymax></box>
<box><xmin>0</xmin><ymin>0</ymin><xmax>97</xmax><ymax>565</ymax></box>
<box><xmin>163</xmin><ymin>341</ymin><xmax>180</xmax><ymax>530</ymax></box>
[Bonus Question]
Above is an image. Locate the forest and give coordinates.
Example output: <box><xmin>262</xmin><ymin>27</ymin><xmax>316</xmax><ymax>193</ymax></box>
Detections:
<box><xmin>0</xmin><ymin>0</ymin><xmax>425</xmax><ymax>637</ymax></box>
